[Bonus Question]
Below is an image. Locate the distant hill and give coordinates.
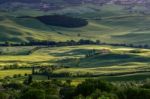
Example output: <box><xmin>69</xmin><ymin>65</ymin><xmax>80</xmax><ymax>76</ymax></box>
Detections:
<box><xmin>0</xmin><ymin>1</ymin><xmax>149</xmax><ymax>46</ymax></box>
<box><xmin>0</xmin><ymin>0</ymin><xmax>150</xmax><ymax>14</ymax></box>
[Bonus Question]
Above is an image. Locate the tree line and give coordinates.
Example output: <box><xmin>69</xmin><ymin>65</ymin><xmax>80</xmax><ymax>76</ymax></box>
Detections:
<box><xmin>0</xmin><ymin>39</ymin><xmax>101</xmax><ymax>46</ymax></box>
<box><xmin>1</xmin><ymin>39</ymin><xmax>150</xmax><ymax>49</ymax></box>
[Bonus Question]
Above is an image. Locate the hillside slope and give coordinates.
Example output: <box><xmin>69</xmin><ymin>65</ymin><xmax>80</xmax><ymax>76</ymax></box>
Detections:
<box><xmin>0</xmin><ymin>4</ymin><xmax>150</xmax><ymax>45</ymax></box>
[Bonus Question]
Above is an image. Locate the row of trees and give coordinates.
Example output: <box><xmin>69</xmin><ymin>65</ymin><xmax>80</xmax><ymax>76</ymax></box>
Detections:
<box><xmin>30</xmin><ymin>65</ymin><xmax>150</xmax><ymax>79</ymax></box>
<box><xmin>1</xmin><ymin>40</ymin><xmax>150</xmax><ymax>49</ymax></box>
<box><xmin>109</xmin><ymin>43</ymin><xmax>150</xmax><ymax>49</ymax></box>
<box><xmin>0</xmin><ymin>39</ymin><xmax>101</xmax><ymax>46</ymax></box>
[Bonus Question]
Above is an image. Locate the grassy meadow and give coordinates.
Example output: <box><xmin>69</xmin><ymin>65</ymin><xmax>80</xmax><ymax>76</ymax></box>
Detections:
<box><xmin>0</xmin><ymin>4</ymin><xmax>150</xmax><ymax>81</ymax></box>
<box><xmin>0</xmin><ymin>69</ymin><xmax>31</xmax><ymax>78</ymax></box>
<box><xmin>0</xmin><ymin>4</ymin><xmax>150</xmax><ymax>45</ymax></box>
<box><xmin>0</xmin><ymin>3</ymin><xmax>150</xmax><ymax>99</ymax></box>
<box><xmin>0</xmin><ymin>45</ymin><xmax>149</xmax><ymax>81</ymax></box>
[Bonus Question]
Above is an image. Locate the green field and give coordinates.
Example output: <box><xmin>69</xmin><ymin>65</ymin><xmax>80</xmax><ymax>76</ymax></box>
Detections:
<box><xmin>0</xmin><ymin>4</ymin><xmax>150</xmax><ymax>45</ymax></box>
<box><xmin>0</xmin><ymin>4</ymin><xmax>150</xmax><ymax>80</ymax></box>
<box><xmin>0</xmin><ymin>2</ymin><xmax>150</xmax><ymax>99</ymax></box>
<box><xmin>0</xmin><ymin>69</ymin><xmax>31</xmax><ymax>78</ymax></box>
<box><xmin>0</xmin><ymin>45</ymin><xmax>149</xmax><ymax>80</ymax></box>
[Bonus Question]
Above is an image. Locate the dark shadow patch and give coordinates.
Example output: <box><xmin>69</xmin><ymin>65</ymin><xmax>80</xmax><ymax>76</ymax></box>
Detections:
<box><xmin>35</xmin><ymin>15</ymin><xmax>88</xmax><ymax>28</ymax></box>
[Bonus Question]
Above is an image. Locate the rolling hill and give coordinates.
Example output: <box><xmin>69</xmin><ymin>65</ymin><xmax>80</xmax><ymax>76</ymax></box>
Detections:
<box><xmin>0</xmin><ymin>1</ymin><xmax>149</xmax><ymax>46</ymax></box>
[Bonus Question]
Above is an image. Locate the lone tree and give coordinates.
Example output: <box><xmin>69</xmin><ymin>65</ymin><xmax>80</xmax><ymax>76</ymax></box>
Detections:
<box><xmin>24</xmin><ymin>75</ymin><xmax>33</xmax><ymax>85</ymax></box>
<box><xmin>32</xmin><ymin>66</ymin><xmax>35</xmax><ymax>75</ymax></box>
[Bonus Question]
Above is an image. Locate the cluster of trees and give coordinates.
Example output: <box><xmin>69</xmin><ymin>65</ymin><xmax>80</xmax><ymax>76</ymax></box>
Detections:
<box><xmin>37</xmin><ymin>70</ymin><xmax>98</xmax><ymax>78</ymax></box>
<box><xmin>3</xmin><ymin>64</ymin><xmax>20</xmax><ymax>70</ymax></box>
<box><xmin>61</xmin><ymin>79</ymin><xmax>150</xmax><ymax>99</ymax></box>
<box><xmin>2</xmin><ymin>64</ymin><xmax>38</xmax><ymax>70</ymax></box>
<box><xmin>32</xmin><ymin>66</ymin><xmax>96</xmax><ymax>78</ymax></box>
<box><xmin>0</xmin><ymin>79</ymin><xmax>150</xmax><ymax>99</ymax></box>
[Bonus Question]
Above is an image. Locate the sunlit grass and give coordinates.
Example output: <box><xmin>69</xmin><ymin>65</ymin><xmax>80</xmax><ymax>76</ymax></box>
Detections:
<box><xmin>0</xmin><ymin>45</ymin><xmax>149</xmax><ymax>80</ymax></box>
<box><xmin>0</xmin><ymin>69</ymin><xmax>31</xmax><ymax>78</ymax></box>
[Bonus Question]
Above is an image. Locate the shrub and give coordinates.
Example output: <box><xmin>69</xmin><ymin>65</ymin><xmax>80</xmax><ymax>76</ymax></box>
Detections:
<box><xmin>117</xmin><ymin>87</ymin><xmax>150</xmax><ymax>99</ymax></box>
<box><xmin>0</xmin><ymin>92</ymin><xmax>9</xmax><ymax>99</ymax></box>
<box><xmin>20</xmin><ymin>89</ymin><xmax>45</xmax><ymax>99</ymax></box>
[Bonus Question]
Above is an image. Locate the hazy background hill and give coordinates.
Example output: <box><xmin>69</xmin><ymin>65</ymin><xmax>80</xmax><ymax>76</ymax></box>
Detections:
<box><xmin>0</xmin><ymin>0</ymin><xmax>150</xmax><ymax>45</ymax></box>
